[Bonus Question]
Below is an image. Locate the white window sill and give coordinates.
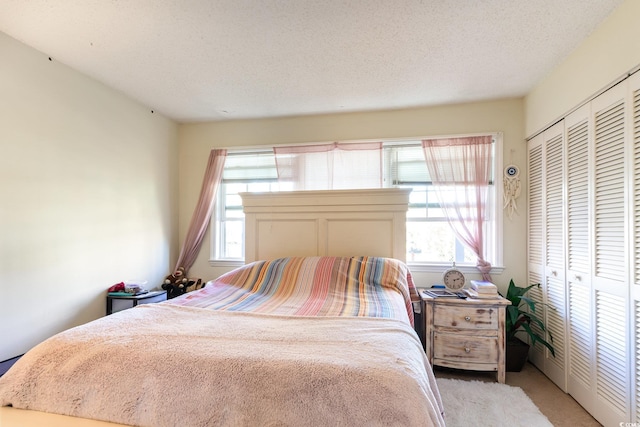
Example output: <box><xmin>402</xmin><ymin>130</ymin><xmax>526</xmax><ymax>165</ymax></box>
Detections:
<box><xmin>210</xmin><ymin>258</ymin><xmax>504</xmax><ymax>276</ymax></box>
<box><xmin>209</xmin><ymin>259</ymin><xmax>244</xmax><ymax>269</ymax></box>
<box><xmin>407</xmin><ymin>262</ymin><xmax>504</xmax><ymax>275</ymax></box>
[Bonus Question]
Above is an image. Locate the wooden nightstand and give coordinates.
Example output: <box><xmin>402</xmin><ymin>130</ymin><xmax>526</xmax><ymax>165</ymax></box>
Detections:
<box><xmin>106</xmin><ymin>291</ymin><xmax>167</xmax><ymax>315</ymax></box>
<box><xmin>421</xmin><ymin>290</ymin><xmax>511</xmax><ymax>383</ymax></box>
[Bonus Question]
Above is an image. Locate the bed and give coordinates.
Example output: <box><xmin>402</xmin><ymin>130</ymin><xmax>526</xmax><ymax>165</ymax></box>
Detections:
<box><xmin>0</xmin><ymin>189</ymin><xmax>445</xmax><ymax>426</ymax></box>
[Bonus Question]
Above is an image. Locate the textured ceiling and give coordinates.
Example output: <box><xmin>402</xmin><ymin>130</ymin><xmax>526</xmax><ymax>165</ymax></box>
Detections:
<box><xmin>0</xmin><ymin>0</ymin><xmax>625</xmax><ymax>123</ymax></box>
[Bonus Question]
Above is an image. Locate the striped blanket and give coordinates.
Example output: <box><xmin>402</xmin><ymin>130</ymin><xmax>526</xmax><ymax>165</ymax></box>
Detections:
<box><xmin>170</xmin><ymin>256</ymin><xmax>418</xmax><ymax>325</ymax></box>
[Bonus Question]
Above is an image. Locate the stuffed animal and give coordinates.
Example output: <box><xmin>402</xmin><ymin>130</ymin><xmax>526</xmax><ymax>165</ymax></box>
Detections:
<box><xmin>161</xmin><ymin>267</ymin><xmax>205</xmax><ymax>299</ymax></box>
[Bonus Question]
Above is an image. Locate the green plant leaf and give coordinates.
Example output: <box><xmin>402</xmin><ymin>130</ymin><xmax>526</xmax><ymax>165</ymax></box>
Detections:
<box><xmin>519</xmin><ymin>296</ymin><xmax>537</xmax><ymax>312</ymax></box>
<box><xmin>503</xmin><ymin>279</ymin><xmax>555</xmax><ymax>358</ymax></box>
<box><xmin>521</xmin><ymin>323</ymin><xmax>555</xmax><ymax>357</ymax></box>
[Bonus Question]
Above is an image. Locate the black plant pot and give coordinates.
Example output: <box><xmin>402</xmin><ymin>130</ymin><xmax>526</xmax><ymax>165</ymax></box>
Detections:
<box><xmin>506</xmin><ymin>338</ymin><xmax>530</xmax><ymax>372</ymax></box>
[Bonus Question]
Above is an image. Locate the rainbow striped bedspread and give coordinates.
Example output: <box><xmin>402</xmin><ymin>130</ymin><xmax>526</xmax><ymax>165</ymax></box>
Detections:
<box><xmin>169</xmin><ymin>256</ymin><xmax>418</xmax><ymax>325</ymax></box>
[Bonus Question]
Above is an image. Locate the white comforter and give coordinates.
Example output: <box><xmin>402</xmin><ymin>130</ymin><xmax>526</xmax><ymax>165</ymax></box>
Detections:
<box><xmin>0</xmin><ymin>303</ymin><xmax>445</xmax><ymax>427</ymax></box>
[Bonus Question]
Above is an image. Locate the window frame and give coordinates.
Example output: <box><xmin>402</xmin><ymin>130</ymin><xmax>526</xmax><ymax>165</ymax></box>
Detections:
<box><xmin>209</xmin><ymin>135</ymin><xmax>504</xmax><ymax>274</ymax></box>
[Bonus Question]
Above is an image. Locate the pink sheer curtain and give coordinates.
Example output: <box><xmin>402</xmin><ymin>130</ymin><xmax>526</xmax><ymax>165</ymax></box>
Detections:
<box><xmin>274</xmin><ymin>142</ymin><xmax>382</xmax><ymax>190</ymax></box>
<box><xmin>174</xmin><ymin>149</ymin><xmax>227</xmax><ymax>274</ymax></box>
<box><xmin>422</xmin><ymin>136</ymin><xmax>493</xmax><ymax>281</ymax></box>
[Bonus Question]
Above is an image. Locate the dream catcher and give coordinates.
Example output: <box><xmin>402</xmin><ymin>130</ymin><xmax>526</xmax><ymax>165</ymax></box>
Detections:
<box><xmin>503</xmin><ymin>164</ymin><xmax>520</xmax><ymax>220</ymax></box>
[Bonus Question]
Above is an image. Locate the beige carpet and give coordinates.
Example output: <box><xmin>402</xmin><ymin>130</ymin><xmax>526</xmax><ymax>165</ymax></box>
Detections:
<box><xmin>437</xmin><ymin>377</ymin><xmax>553</xmax><ymax>426</ymax></box>
<box><xmin>434</xmin><ymin>363</ymin><xmax>601</xmax><ymax>426</ymax></box>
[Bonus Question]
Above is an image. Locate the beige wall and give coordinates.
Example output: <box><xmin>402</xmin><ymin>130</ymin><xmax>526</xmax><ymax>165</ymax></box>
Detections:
<box><xmin>525</xmin><ymin>0</ymin><xmax>640</xmax><ymax>137</ymax></box>
<box><xmin>0</xmin><ymin>33</ymin><xmax>179</xmax><ymax>361</ymax></box>
<box><xmin>178</xmin><ymin>98</ymin><xmax>526</xmax><ymax>292</ymax></box>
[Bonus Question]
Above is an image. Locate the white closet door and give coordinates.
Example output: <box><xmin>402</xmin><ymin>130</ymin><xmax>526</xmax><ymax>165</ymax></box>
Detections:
<box><xmin>530</xmin><ymin>121</ymin><xmax>567</xmax><ymax>388</ymax></box>
<box><xmin>590</xmin><ymin>82</ymin><xmax>630</xmax><ymax>426</ymax></box>
<box><xmin>629</xmin><ymin>71</ymin><xmax>640</xmax><ymax>423</ymax></box>
<box><xmin>565</xmin><ymin>104</ymin><xmax>594</xmax><ymax>409</ymax></box>
<box><xmin>528</xmin><ymin>75</ymin><xmax>639</xmax><ymax>426</ymax></box>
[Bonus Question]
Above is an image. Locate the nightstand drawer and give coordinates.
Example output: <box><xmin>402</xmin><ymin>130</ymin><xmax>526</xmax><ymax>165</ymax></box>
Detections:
<box><xmin>433</xmin><ymin>305</ymin><xmax>498</xmax><ymax>330</ymax></box>
<box><xmin>434</xmin><ymin>332</ymin><xmax>498</xmax><ymax>363</ymax></box>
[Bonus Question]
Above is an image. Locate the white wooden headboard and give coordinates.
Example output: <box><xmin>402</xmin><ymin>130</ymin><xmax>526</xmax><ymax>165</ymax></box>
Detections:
<box><xmin>240</xmin><ymin>188</ymin><xmax>411</xmax><ymax>263</ymax></box>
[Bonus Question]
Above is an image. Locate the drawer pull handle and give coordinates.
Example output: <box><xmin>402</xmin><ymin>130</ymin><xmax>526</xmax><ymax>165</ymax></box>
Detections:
<box><xmin>464</xmin><ymin>316</ymin><xmax>471</xmax><ymax>321</ymax></box>
<box><xmin>464</xmin><ymin>347</ymin><xmax>471</xmax><ymax>353</ymax></box>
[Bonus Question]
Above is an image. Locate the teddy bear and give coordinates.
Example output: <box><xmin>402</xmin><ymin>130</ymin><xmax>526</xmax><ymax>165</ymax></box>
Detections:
<box><xmin>161</xmin><ymin>267</ymin><xmax>205</xmax><ymax>299</ymax></box>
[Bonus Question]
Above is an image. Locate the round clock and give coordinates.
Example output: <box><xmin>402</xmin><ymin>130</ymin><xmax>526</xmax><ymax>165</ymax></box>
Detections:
<box><xmin>443</xmin><ymin>264</ymin><xmax>466</xmax><ymax>290</ymax></box>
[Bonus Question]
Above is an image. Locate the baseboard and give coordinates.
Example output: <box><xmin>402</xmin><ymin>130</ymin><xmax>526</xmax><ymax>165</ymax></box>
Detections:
<box><xmin>0</xmin><ymin>355</ymin><xmax>22</xmax><ymax>377</ymax></box>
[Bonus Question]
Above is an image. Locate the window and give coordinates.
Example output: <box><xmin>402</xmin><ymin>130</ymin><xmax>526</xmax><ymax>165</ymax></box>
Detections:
<box><xmin>211</xmin><ymin>138</ymin><xmax>500</xmax><ymax>270</ymax></box>
<box><xmin>213</xmin><ymin>151</ymin><xmax>288</xmax><ymax>260</ymax></box>
<box><xmin>385</xmin><ymin>144</ymin><xmax>484</xmax><ymax>264</ymax></box>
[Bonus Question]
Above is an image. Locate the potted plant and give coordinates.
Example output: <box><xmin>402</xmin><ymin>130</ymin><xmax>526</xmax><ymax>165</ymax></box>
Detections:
<box><xmin>504</xmin><ymin>279</ymin><xmax>555</xmax><ymax>372</ymax></box>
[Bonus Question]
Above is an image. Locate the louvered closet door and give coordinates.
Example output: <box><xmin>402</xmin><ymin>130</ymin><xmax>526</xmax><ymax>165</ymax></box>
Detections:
<box><xmin>530</xmin><ymin>122</ymin><xmax>568</xmax><ymax>389</ymax></box>
<box><xmin>528</xmin><ymin>136</ymin><xmax>544</xmax><ymax>312</ymax></box>
<box><xmin>629</xmin><ymin>71</ymin><xmax>640</xmax><ymax>424</ymax></box>
<box><xmin>590</xmin><ymin>82</ymin><xmax>630</xmax><ymax>426</ymax></box>
<box><xmin>565</xmin><ymin>104</ymin><xmax>595</xmax><ymax>412</ymax></box>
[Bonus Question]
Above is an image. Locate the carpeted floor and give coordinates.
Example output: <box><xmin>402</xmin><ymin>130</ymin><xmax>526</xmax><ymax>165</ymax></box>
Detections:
<box><xmin>434</xmin><ymin>362</ymin><xmax>601</xmax><ymax>426</ymax></box>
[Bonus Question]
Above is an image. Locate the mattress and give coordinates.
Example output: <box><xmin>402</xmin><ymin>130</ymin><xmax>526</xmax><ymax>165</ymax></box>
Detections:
<box><xmin>0</xmin><ymin>256</ymin><xmax>444</xmax><ymax>426</ymax></box>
